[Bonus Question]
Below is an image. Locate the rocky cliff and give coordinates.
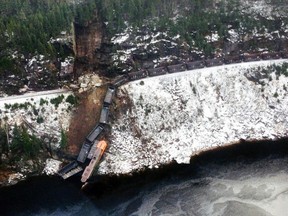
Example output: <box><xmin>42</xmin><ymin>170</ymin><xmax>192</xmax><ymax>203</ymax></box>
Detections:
<box><xmin>73</xmin><ymin>11</ymin><xmax>110</xmax><ymax>77</ymax></box>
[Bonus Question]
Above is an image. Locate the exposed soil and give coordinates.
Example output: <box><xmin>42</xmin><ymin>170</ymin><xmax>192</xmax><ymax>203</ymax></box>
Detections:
<box><xmin>0</xmin><ymin>169</ymin><xmax>13</xmax><ymax>186</ymax></box>
<box><xmin>66</xmin><ymin>87</ymin><xmax>107</xmax><ymax>156</ymax></box>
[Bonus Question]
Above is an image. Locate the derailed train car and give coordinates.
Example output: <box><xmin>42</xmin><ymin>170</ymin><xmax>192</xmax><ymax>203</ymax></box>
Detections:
<box><xmin>77</xmin><ymin>141</ymin><xmax>92</xmax><ymax>163</ymax></box>
<box><xmin>104</xmin><ymin>85</ymin><xmax>115</xmax><ymax>105</ymax></box>
<box><xmin>61</xmin><ymin>166</ymin><xmax>83</xmax><ymax>180</ymax></box>
<box><xmin>81</xmin><ymin>140</ymin><xmax>108</xmax><ymax>183</ymax></box>
<box><xmin>77</xmin><ymin>123</ymin><xmax>105</xmax><ymax>164</ymax></box>
<box><xmin>99</xmin><ymin>105</ymin><xmax>109</xmax><ymax>124</ymax></box>
<box><xmin>58</xmin><ymin>161</ymin><xmax>78</xmax><ymax>176</ymax></box>
<box><xmin>86</xmin><ymin>124</ymin><xmax>104</xmax><ymax>144</ymax></box>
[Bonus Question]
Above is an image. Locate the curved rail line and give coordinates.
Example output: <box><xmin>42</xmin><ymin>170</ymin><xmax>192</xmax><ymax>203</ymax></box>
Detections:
<box><xmin>58</xmin><ymin>52</ymin><xmax>288</xmax><ymax>181</ymax></box>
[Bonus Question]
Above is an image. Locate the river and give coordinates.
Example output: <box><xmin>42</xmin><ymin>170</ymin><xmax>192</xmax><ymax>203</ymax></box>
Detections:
<box><xmin>0</xmin><ymin>138</ymin><xmax>288</xmax><ymax>216</ymax></box>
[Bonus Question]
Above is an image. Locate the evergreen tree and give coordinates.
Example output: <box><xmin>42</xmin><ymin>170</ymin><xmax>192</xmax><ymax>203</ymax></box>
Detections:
<box><xmin>0</xmin><ymin>127</ymin><xmax>8</xmax><ymax>154</ymax></box>
<box><xmin>11</xmin><ymin>125</ymin><xmax>22</xmax><ymax>153</ymax></box>
<box><xmin>10</xmin><ymin>125</ymin><xmax>42</xmax><ymax>158</ymax></box>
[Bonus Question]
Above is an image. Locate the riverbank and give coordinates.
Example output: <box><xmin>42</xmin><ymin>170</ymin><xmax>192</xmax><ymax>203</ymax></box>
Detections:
<box><xmin>0</xmin><ymin>137</ymin><xmax>287</xmax><ymax>216</ymax></box>
<box><xmin>83</xmin><ymin>136</ymin><xmax>288</xmax><ymax>198</ymax></box>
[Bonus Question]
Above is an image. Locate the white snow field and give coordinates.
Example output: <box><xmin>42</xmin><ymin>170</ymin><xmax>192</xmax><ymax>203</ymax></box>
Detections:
<box><xmin>98</xmin><ymin>59</ymin><xmax>288</xmax><ymax>174</ymax></box>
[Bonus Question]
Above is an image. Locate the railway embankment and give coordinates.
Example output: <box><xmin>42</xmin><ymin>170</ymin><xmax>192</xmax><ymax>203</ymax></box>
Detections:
<box><xmin>1</xmin><ymin>59</ymin><xmax>288</xmax><ymax>186</ymax></box>
<box><xmin>96</xmin><ymin>59</ymin><xmax>288</xmax><ymax>175</ymax></box>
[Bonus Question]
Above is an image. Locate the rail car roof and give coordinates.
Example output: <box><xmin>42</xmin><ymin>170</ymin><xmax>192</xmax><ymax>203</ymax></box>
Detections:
<box><xmin>77</xmin><ymin>142</ymin><xmax>91</xmax><ymax>163</ymax></box>
<box><xmin>86</xmin><ymin>124</ymin><xmax>104</xmax><ymax>143</ymax></box>
<box><xmin>99</xmin><ymin>106</ymin><xmax>109</xmax><ymax>124</ymax></box>
<box><xmin>104</xmin><ymin>86</ymin><xmax>115</xmax><ymax>104</ymax></box>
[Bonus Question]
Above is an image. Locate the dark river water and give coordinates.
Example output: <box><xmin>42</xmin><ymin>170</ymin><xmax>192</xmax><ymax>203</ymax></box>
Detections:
<box><xmin>1</xmin><ymin>138</ymin><xmax>288</xmax><ymax>216</ymax></box>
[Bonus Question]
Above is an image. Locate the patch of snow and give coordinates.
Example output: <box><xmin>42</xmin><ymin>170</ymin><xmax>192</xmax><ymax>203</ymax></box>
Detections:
<box><xmin>61</xmin><ymin>61</ymin><xmax>69</xmax><ymax>68</ymax></box>
<box><xmin>173</xmin><ymin>34</ymin><xmax>180</xmax><ymax>40</ymax></box>
<box><xmin>28</xmin><ymin>57</ymin><xmax>37</xmax><ymax>68</ymax></box>
<box><xmin>241</xmin><ymin>0</ymin><xmax>288</xmax><ymax>19</ymax></box>
<box><xmin>206</xmin><ymin>32</ymin><xmax>220</xmax><ymax>42</ymax></box>
<box><xmin>228</xmin><ymin>29</ymin><xmax>239</xmax><ymax>43</ymax></box>
<box><xmin>42</xmin><ymin>158</ymin><xmax>62</xmax><ymax>175</ymax></box>
<box><xmin>19</xmin><ymin>85</ymin><xmax>29</xmax><ymax>93</ymax></box>
<box><xmin>153</xmin><ymin>55</ymin><xmax>178</xmax><ymax>66</ymax></box>
<box><xmin>111</xmin><ymin>28</ymin><xmax>180</xmax><ymax>66</ymax></box>
<box><xmin>242</xmin><ymin>0</ymin><xmax>273</xmax><ymax>18</ymax></box>
<box><xmin>112</xmin><ymin>34</ymin><xmax>130</xmax><ymax>44</ymax></box>
<box><xmin>8</xmin><ymin>173</ymin><xmax>25</xmax><ymax>185</ymax></box>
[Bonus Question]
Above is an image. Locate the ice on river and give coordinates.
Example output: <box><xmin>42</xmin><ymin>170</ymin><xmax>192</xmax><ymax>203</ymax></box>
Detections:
<box><xmin>123</xmin><ymin>157</ymin><xmax>288</xmax><ymax>216</ymax></box>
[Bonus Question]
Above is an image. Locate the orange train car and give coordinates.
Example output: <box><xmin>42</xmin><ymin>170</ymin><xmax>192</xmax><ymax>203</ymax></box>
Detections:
<box><xmin>81</xmin><ymin>140</ymin><xmax>107</xmax><ymax>183</ymax></box>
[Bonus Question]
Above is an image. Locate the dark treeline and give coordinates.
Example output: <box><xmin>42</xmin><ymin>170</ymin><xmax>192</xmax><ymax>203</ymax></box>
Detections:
<box><xmin>0</xmin><ymin>0</ymin><xmax>74</xmax><ymax>79</ymax></box>
<box><xmin>1</xmin><ymin>0</ymin><xmax>286</xmax><ymax>58</ymax></box>
<box><xmin>92</xmin><ymin>0</ymin><xmax>287</xmax><ymax>56</ymax></box>
<box><xmin>89</xmin><ymin>0</ymin><xmax>215</xmax><ymax>33</ymax></box>
<box><xmin>0</xmin><ymin>124</ymin><xmax>42</xmax><ymax>161</ymax></box>
<box><xmin>0</xmin><ymin>0</ymin><xmax>287</xmax><ymax>75</ymax></box>
<box><xmin>0</xmin><ymin>0</ymin><xmax>100</xmax><ymax>79</ymax></box>
<box><xmin>94</xmin><ymin>0</ymin><xmax>285</xmax><ymax>34</ymax></box>
<box><xmin>0</xmin><ymin>0</ymin><xmax>75</xmax><ymax>57</ymax></box>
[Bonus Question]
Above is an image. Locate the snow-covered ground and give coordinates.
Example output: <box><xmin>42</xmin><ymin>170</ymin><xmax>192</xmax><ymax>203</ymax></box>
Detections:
<box><xmin>0</xmin><ymin>89</ymin><xmax>74</xmax><ymax>149</ymax></box>
<box><xmin>0</xmin><ymin>89</ymin><xmax>76</xmax><ymax>183</ymax></box>
<box><xmin>42</xmin><ymin>158</ymin><xmax>62</xmax><ymax>175</ymax></box>
<box><xmin>98</xmin><ymin>59</ymin><xmax>288</xmax><ymax>175</ymax></box>
<box><xmin>241</xmin><ymin>0</ymin><xmax>288</xmax><ymax>18</ymax></box>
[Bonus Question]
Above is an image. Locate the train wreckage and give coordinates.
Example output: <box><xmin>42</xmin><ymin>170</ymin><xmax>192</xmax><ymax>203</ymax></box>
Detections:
<box><xmin>58</xmin><ymin>51</ymin><xmax>288</xmax><ymax>183</ymax></box>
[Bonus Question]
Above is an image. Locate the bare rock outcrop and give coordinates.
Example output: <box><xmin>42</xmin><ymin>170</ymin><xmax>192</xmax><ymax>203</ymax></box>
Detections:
<box><xmin>73</xmin><ymin>10</ymin><xmax>111</xmax><ymax>77</ymax></box>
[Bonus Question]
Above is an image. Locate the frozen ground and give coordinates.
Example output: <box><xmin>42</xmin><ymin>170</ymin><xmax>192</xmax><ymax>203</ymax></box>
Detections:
<box><xmin>98</xmin><ymin>59</ymin><xmax>288</xmax><ymax>174</ymax></box>
<box><xmin>0</xmin><ymin>89</ymin><xmax>74</xmax><ymax>149</ymax></box>
<box><xmin>241</xmin><ymin>0</ymin><xmax>288</xmax><ymax>18</ymax></box>
<box><xmin>0</xmin><ymin>89</ymin><xmax>76</xmax><ymax>183</ymax></box>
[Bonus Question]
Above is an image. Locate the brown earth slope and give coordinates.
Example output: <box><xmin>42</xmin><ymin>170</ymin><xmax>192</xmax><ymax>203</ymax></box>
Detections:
<box><xmin>66</xmin><ymin>87</ymin><xmax>107</xmax><ymax>156</ymax></box>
